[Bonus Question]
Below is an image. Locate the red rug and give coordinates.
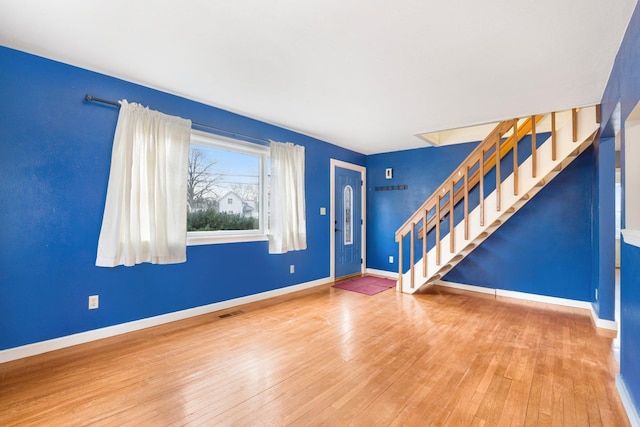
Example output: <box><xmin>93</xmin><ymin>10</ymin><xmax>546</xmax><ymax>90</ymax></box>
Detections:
<box><xmin>332</xmin><ymin>276</ymin><xmax>396</xmax><ymax>296</ymax></box>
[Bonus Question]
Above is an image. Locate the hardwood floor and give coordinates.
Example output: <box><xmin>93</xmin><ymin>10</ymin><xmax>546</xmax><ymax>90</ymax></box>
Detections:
<box><xmin>0</xmin><ymin>281</ymin><xmax>629</xmax><ymax>426</ymax></box>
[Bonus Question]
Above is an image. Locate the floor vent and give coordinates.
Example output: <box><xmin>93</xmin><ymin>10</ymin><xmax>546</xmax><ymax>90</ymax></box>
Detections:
<box><xmin>218</xmin><ymin>310</ymin><xmax>244</xmax><ymax>319</ymax></box>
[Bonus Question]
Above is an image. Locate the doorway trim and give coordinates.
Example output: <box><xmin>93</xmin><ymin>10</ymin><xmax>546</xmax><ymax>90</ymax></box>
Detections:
<box><xmin>330</xmin><ymin>159</ymin><xmax>366</xmax><ymax>281</ymax></box>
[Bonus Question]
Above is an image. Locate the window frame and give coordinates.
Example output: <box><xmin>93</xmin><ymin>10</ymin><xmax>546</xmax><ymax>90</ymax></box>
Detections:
<box><xmin>187</xmin><ymin>130</ymin><xmax>269</xmax><ymax>246</ymax></box>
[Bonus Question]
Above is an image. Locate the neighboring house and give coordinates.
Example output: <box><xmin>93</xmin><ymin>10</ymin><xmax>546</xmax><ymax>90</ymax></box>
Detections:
<box><xmin>218</xmin><ymin>191</ymin><xmax>258</xmax><ymax>218</ymax></box>
<box><xmin>243</xmin><ymin>200</ymin><xmax>258</xmax><ymax>219</ymax></box>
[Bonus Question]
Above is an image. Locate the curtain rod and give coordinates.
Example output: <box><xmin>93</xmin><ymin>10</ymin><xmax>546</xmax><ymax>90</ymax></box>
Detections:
<box><xmin>84</xmin><ymin>94</ymin><xmax>270</xmax><ymax>144</ymax></box>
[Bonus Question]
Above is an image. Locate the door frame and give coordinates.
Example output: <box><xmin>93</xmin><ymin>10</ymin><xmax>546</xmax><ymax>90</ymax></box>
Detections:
<box><xmin>330</xmin><ymin>159</ymin><xmax>366</xmax><ymax>281</ymax></box>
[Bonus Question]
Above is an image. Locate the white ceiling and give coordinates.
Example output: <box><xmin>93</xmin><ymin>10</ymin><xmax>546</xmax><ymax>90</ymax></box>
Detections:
<box><xmin>0</xmin><ymin>0</ymin><xmax>637</xmax><ymax>154</ymax></box>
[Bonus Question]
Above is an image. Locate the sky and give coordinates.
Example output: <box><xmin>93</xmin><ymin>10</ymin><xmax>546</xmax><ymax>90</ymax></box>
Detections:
<box><xmin>194</xmin><ymin>144</ymin><xmax>261</xmax><ymax>199</ymax></box>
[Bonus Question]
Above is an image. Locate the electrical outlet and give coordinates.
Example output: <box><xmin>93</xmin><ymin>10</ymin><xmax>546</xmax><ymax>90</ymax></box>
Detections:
<box><xmin>320</xmin><ymin>207</ymin><xmax>326</xmax><ymax>215</ymax></box>
<box><xmin>88</xmin><ymin>295</ymin><xmax>99</xmax><ymax>310</ymax></box>
<box><xmin>595</xmin><ymin>289</ymin><xmax>599</xmax><ymax>300</ymax></box>
<box><xmin>389</xmin><ymin>255</ymin><xmax>394</xmax><ymax>263</ymax></box>
<box><xmin>290</xmin><ymin>264</ymin><xmax>295</xmax><ymax>274</ymax></box>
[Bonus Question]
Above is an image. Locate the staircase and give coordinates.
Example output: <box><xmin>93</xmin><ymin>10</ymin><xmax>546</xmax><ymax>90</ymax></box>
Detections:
<box><xmin>395</xmin><ymin>106</ymin><xmax>600</xmax><ymax>294</ymax></box>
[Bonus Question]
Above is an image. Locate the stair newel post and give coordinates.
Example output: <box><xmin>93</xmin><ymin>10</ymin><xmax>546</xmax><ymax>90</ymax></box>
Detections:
<box><xmin>495</xmin><ymin>135</ymin><xmax>501</xmax><ymax>212</ymax></box>
<box><xmin>436</xmin><ymin>193</ymin><xmax>441</xmax><ymax>266</ymax></box>
<box><xmin>410</xmin><ymin>224</ymin><xmax>415</xmax><ymax>289</ymax></box>
<box><xmin>449</xmin><ymin>180</ymin><xmax>455</xmax><ymax>253</ymax></box>
<box><xmin>479</xmin><ymin>150</ymin><xmax>485</xmax><ymax>227</ymax></box>
<box><xmin>572</xmin><ymin>108</ymin><xmax>578</xmax><ymax>142</ymax></box>
<box><xmin>551</xmin><ymin>111</ymin><xmax>557</xmax><ymax>161</ymax></box>
<box><xmin>422</xmin><ymin>210</ymin><xmax>427</xmax><ymax>278</ymax></box>
<box><xmin>513</xmin><ymin>119</ymin><xmax>519</xmax><ymax>196</ymax></box>
<box><xmin>531</xmin><ymin>116</ymin><xmax>537</xmax><ymax>178</ymax></box>
<box><xmin>397</xmin><ymin>236</ymin><xmax>403</xmax><ymax>291</ymax></box>
<box><xmin>464</xmin><ymin>166</ymin><xmax>469</xmax><ymax>240</ymax></box>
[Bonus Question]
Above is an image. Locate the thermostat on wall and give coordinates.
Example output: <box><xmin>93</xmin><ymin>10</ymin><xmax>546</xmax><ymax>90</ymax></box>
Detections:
<box><xmin>385</xmin><ymin>168</ymin><xmax>393</xmax><ymax>179</ymax></box>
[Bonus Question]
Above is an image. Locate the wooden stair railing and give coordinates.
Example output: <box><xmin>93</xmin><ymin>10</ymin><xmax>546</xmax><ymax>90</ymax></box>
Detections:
<box><xmin>413</xmin><ymin>115</ymin><xmax>545</xmax><ymax>241</ymax></box>
<box><xmin>395</xmin><ymin>107</ymin><xmax>594</xmax><ymax>291</ymax></box>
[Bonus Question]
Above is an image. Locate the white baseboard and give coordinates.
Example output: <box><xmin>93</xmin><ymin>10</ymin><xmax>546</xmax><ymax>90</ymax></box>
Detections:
<box><xmin>617</xmin><ymin>375</ymin><xmax>640</xmax><ymax>427</ymax></box>
<box><xmin>0</xmin><ymin>276</ymin><xmax>332</xmax><ymax>364</ymax></box>
<box><xmin>495</xmin><ymin>288</ymin><xmax>591</xmax><ymax>309</ymax></box>
<box><xmin>613</xmin><ymin>338</ymin><xmax>621</xmax><ymax>364</ymax></box>
<box><xmin>589</xmin><ymin>306</ymin><xmax>618</xmax><ymax>331</ymax></box>
<box><xmin>437</xmin><ymin>280</ymin><xmax>616</xmax><ymax>330</ymax></box>
<box><xmin>365</xmin><ymin>268</ymin><xmax>398</xmax><ymax>279</ymax></box>
<box><xmin>438</xmin><ymin>280</ymin><xmax>591</xmax><ymax>308</ymax></box>
<box><xmin>436</xmin><ymin>280</ymin><xmax>496</xmax><ymax>296</ymax></box>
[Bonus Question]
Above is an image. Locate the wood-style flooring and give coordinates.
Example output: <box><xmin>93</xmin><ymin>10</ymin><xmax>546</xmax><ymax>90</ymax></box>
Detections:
<box><xmin>0</xmin><ymin>281</ymin><xmax>629</xmax><ymax>426</ymax></box>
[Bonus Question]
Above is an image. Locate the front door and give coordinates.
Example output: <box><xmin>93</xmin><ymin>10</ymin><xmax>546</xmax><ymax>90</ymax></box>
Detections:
<box><xmin>335</xmin><ymin>166</ymin><xmax>362</xmax><ymax>278</ymax></box>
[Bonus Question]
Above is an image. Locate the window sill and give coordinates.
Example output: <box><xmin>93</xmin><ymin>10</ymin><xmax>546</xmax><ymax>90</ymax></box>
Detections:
<box><xmin>621</xmin><ymin>229</ymin><xmax>640</xmax><ymax>248</ymax></box>
<box><xmin>187</xmin><ymin>233</ymin><xmax>269</xmax><ymax>246</ymax></box>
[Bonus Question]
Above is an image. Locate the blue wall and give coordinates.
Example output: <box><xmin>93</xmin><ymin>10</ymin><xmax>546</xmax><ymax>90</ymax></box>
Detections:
<box><xmin>0</xmin><ymin>47</ymin><xmax>365</xmax><ymax>350</ymax></box>
<box><xmin>600</xmin><ymin>1</ymin><xmax>640</xmax><ymax>416</ymax></box>
<box><xmin>366</xmin><ymin>142</ymin><xmax>477</xmax><ymax>272</ymax></box>
<box><xmin>592</xmin><ymin>137</ymin><xmax>616</xmax><ymax>321</ymax></box>
<box><xmin>367</xmin><ymin>136</ymin><xmax>598</xmax><ymax>302</ymax></box>
<box><xmin>445</xmin><ymin>147</ymin><xmax>596</xmax><ymax>301</ymax></box>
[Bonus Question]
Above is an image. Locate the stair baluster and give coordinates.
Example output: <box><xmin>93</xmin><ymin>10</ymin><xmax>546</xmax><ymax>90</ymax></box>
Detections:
<box><xmin>422</xmin><ymin>210</ymin><xmax>427</xmax><ymax>277</ymax></box>
<box><xmin>531</xmin><ymin>116</ymin><xmax>537</xmax><ymax>178</ymax></box>
<box><xmin>513</xmin><ymin>119</ymin><xmax>519</xmax><ymax>196</ymax></box>
<box><xmin>449</xmin><ymin>180</ymin><xmax>455</xmax><ymax>253</ymax></box>
<box><xmin>551</xmin><ymin>112</ymin><xmax>557</xmax><ymax>160</ymax></box>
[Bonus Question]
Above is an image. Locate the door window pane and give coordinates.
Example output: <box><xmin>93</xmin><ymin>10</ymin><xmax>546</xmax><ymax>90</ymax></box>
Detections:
<box><xmin>344</xmin><ymin>185</ymin><xmax>353</xmax><ymax>245</ymax></box>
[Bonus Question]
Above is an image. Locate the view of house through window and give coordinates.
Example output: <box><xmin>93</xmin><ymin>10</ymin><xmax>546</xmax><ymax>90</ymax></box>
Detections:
<box><xmin>187</xmin><ymin>131</ymin><xmax>268</xmax><ymax>243</ymax></box>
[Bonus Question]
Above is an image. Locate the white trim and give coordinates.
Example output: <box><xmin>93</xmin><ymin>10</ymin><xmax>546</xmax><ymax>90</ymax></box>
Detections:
<box><xmin>330</xmin><ymin>159</ymin><xmax>366</xmax><ymax>281</ymax></box>
<box><xmin>0</xmin><ymin>276</ymin><xmax>332</xmax><ymax>364</ymax></box>
<box><xmin>495</xmin><ymin>288</ymin><xmax>591</xmax><ymax>309</ymax></box>
<box><xmin>613</xmin><ymin>337</ymin><xmax>621</xmax><ymax>364</ymax></box>
<box><xmin>187</xmin><ymin>233</ymin><xmax>268</xmax><ymax>246</ymax></box>
<box><xmin>365</xmin><ymin>268</ymin><xmax>398</xmax><ymax>279</ymax></box>
<box><xmin>437</xmin><ymin>280</ymin><xmax>497</xmax><ymax>296</ymax></box>
<box><xmin>625</xmin><ymin>109</ymin><xmax>640</xmax><ymax>232</ymax></box>
<box><xmin>191</xmin><ymin>130</ymin><xmax>268</xmax><ymax>155</ymax></box>
<box><xmin>437</xmin><ymin>280</ymin><xmax>617</xmax><ymax>330</ymax></box>
<box><xmin>622</xmin><ymin>229</ymin><xmax>640</xmax><ymax>248</ymax></box>
<box><xmin>589</xmin><ymin>305</ymin><xmax>618</xmax><ymax>331</ymax></box>
<box><xmin>617</xmin><ymin>375</ymin><xmax>640</xmax><ymax>427</ymax></box>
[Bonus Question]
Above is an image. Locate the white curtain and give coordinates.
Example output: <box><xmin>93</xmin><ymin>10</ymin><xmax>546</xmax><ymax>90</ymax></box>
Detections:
<box><xmin>268</xmin><ymin>141</ymin><xmax>307</xmax><ymax>254</ymax></box>
<box><xmin>96</xmin><ymin>101</ymin><xmax>192</xmax><ymax>267</ymax></box>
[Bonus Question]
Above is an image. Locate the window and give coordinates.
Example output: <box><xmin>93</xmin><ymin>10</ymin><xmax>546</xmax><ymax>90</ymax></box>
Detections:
<box><xmin>344</xmin><ymin>185</ymin><xmax>353</xmax><ymax>245</ymax></box>
<box><xmin>187</xmin><ymin>130</ymin><xmax>269</xmax><ymax>245</ymax></box>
